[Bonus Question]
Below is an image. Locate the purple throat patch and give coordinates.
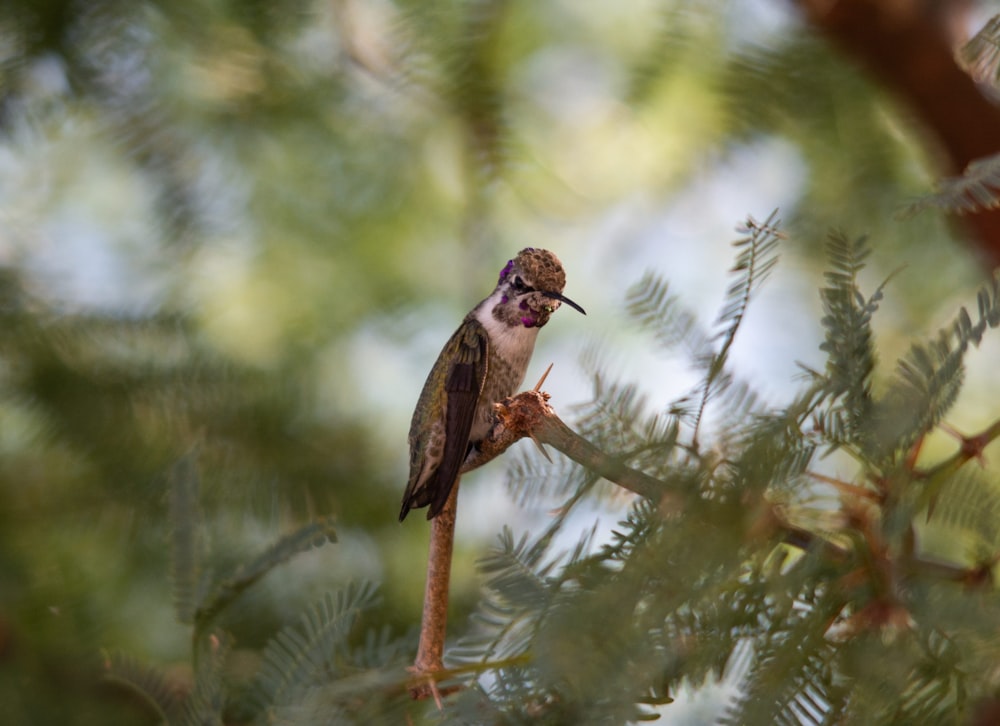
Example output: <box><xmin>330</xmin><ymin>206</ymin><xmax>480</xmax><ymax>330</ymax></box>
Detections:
<box><xmin>498</xmin><ymin>260</ymin><xmax>514</xmax><ymax>284</ymax></box>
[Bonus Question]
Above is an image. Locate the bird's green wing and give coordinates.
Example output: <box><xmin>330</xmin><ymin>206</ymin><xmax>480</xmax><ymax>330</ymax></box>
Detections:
<box><xmin>400</xmin><ymin>318</ymin><xmax>488</xmax><ymax>520</ymax></box>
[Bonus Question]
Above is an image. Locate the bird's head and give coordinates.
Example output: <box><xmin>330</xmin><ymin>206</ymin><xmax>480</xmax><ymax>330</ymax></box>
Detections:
<box><xmin>493</xmin><ymin>248</ymin><xmax>586</xmax><ymax>329</ymax></box>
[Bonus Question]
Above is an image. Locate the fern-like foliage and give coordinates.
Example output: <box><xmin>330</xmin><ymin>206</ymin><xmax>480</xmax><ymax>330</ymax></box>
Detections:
<box><xmin>898</xmin><ymin>12</ymin><xmax>1000</xmax><ymax>223</ymax></box>
<box><xmin>449</xmin><ymin>512</ymin><xmax>675</xmax><ymax>724</ymax></box>
<box><xmin>697</xmin><ymin>210</ymin><xmax>781</xmax><ymax>430</ymax></box>
<box><xmin>106</xmin><ymin>452</ymin><xmax>409</xmax><ymax>726</ymax></box>
<box><xmin>103</xmin><ymin>651</ymin><xmax>182</xmax><ymax>723</ymax></box>
<box><xmin>901</xmin><ymin>151</ymin><xmax>1000</xmax><ymax>217</ymax></box>
<box><xmin>180</xmin><ymin>634</ymin><xmax>230</xmax><ymax>726</ymax></box>
<box><xmin>719</xmin><ymin>571</ymin><xmax>855</xmax><ymax>726</ymax></box>
<box><xmin>892</xmin><ymin>629</ymin><xmax>966</xmax><ymax>723</ymax></box>
<box><xmin>450</xmin><ymin>518</ymin><xmax>590</xmax><ymax>671</ymax></box>
<box><xmin>960</xmin><ymin>14</ymin><xmax>1000</xmax><ymax>88</ymax></box>
<box><xmin>626</xmin><ymin>272</ymin><xmax>713</xmax><ymax>363</ymax></box>
<box><xmin>815</xmin><ymin>231</ymin><xmax>881</xmax><ymax>456</ymax></box>
<box><xmin>102</xmin><ymin>637</ymin><xmax>231</xmax><ymax>726</ymax></box>
<box><xmin>627</xmin><ymin>2</ymin><xmax>719</xmax><ymax>105</ymax></box>
<box><xmin>876</xmin><ymin>272</ymin><xmax>1000</xmax><ymax>464</ymax></box>
<box><xmin>195</xmin><ymin>516</ymin><xmax>337</xmax><ymax>627</ymax></box>
<box><xmin>626</xmin><ymin>212</ymin><xmax>779</xmax><ymax>447</ymax></box>
<box><xmin>170</xmin><ymin>452</ymin><xmax>207</xmax><ymax>625</ymax></box>
<box><xmin>926</xmin><ymin>469</ymin><xmax>1000</xmax><ymax>555</ymax></box>
<box><xmin>167</xmin><ymin>450</ymin><xmax>340</xmax><ymax>633</ymax></box>
<box><xmin>251</xmin><ymin>581</ymin><xmax>381</xmax><ymax>716</ymax></box>
<box><xmin>505</xmin><ymin>447</ymin><xmax>594</xmax><ymax>510</ymax></box>
<box><xmin>714</xmin><ymin>211</ymin><xmax>782</xmax><ymax>363</ymax></box>
<box><xmin>394</xmin><ymin>0</ymin><xmax>510</xmax><ymax>179</ymax></box>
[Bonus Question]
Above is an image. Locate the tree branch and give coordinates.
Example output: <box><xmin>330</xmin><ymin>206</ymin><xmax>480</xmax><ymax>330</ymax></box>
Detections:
<box><xmin>479</xmin><ymin>389</ymin><xmax>681</xmax><ymax>508</ymax></box>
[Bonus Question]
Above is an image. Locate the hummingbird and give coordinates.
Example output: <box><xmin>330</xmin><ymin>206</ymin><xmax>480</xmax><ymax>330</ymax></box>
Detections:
<box><xmin>400</xmin><ymin>248</ymin><xmax>586</xmax><ymax>521</ymax></box>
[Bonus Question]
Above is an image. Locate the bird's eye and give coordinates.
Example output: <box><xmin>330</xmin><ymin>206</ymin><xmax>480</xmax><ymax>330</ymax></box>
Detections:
<box><xmin>513</xmin><ymin>276</ymin><xmax>527</xmax><ymax>292</ymax></box>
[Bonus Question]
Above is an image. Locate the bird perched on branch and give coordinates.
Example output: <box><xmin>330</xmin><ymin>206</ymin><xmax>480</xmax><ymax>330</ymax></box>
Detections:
<box><xmin>400</xmin><ymin>248</ymin><xmax>585</xmax><ymax>521</ymax></box>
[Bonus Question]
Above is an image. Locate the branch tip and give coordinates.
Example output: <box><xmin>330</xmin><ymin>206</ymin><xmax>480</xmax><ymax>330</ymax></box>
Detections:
<box><xmin>533</xmin><ymin>363</ymin><xmax>554</xmax><ymax>392</ymax></box>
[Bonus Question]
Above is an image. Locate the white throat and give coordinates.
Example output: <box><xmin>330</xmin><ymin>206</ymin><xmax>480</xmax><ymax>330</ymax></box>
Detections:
<box><xmin>473</xmin><ymin>288</ymin><xmax>541</xmax><ymax>363</ymax></box>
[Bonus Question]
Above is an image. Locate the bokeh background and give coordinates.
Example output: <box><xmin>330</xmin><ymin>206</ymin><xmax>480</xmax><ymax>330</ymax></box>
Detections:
<box><xmin>3</xmin><ymin>0</ymin><xmax>1000</xmax><ymax>722</ymax></box>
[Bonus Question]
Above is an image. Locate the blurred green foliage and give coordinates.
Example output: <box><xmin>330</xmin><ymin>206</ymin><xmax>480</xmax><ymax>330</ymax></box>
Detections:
<box><xmin>0</xmin><ymin>0</ymin><xmax>995</xmax><ymax>723</ymax></box>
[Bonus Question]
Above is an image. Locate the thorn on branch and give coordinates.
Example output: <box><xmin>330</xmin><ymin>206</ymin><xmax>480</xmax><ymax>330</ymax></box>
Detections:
<box><xmin>808</xmin><ymin>470</ymin><xmax>884</xmax><ymax>503</ymax></box>
<box><xmin>939</xmin><ymin>422</ymin><xmax>988</xmax><ymax>466</ymax></box>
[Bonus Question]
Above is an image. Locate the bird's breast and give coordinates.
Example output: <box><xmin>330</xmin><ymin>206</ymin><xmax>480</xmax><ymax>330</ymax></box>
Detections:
<box><xmin>470</xmin><ymin>308</ymin><xmax>541</xmax><ymax>440</ymax></box>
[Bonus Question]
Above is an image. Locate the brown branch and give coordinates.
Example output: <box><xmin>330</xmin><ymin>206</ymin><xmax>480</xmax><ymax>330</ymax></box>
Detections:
<box><xmin>919</xmin><ymin>417</ymin><xmax>1000</xmax><ymax>482</ymax></box>
<box><xmin>911</xmin><ymin>417</ymin><xmax>1000</xmax><ymax>520</ymax></box>
<box><xmin>480</xmin><ymin>389</ymin><xmax>682</xmax><ymax>509</ymax></box>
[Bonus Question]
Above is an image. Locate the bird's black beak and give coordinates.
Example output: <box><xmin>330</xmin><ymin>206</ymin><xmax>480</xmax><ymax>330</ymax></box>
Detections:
<box><xmin>542</xmin><ymin>291</ymin><xmax>586</xmax><ymax>315</ymax></box>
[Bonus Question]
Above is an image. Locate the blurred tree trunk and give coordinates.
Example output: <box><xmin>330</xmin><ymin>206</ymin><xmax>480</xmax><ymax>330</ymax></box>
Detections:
<box><xmin>798</xmin><ymin>0</ymin><xmax>1000</xmax><ymax>267</ymax></box>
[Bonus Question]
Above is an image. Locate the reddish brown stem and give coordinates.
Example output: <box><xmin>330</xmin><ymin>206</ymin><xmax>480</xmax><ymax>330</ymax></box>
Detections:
<box><xmin>410</xmin><ymin>480</ymin><xmax>460</xmax><ymax>700</ymax></box>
